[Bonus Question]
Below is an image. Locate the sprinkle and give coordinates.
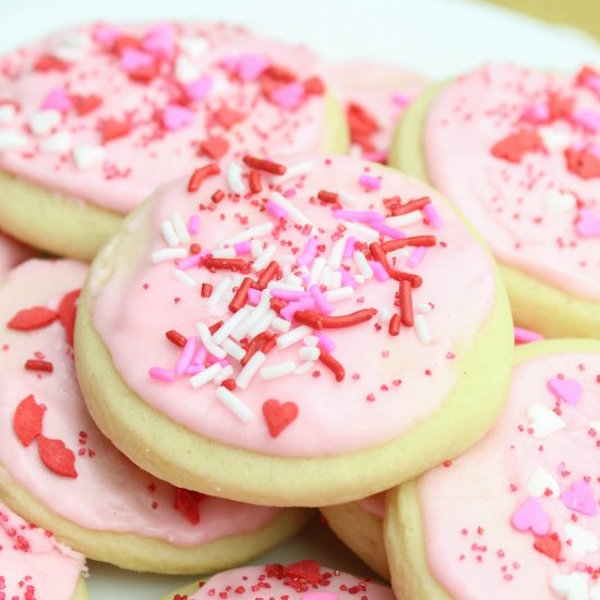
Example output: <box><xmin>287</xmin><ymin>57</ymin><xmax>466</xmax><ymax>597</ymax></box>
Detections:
<box><xmin>203</xmin><ymin>257</ymin><xmax>249</xmax><ymax>272</ymax></box>
<box><xmin>323</xmin><ymin>286</ymin><xmax>354</xmax><ymax>303</ymax></box>
<box><xmin>174</xmin><ymin>269</ymin><xmax>197</xmax><ymax>287</ymax></box>
<box><xmin>221</xmin><ymin>338</ymin><xmax>246</xmax><ymax>361</ymax></box>
<box><xmin>175</xmin><ymin>336</ymin><xmax>197</xmax><ymax>376</ymax></box>
<box><xmin>242</xmin><ymin>155</ymin><xmax>286</xmax><ymax>175</ymax></box>
<box><xmin>416</xmin><ymin>302</ymin><xmax>433</xmax><ymax>314</ymax></box>
<box><xmin>247</xmin><ymin>288</ymin><xmax>261</xmax><ymax>305</ymax></box>
<box><xmin>220</xmin><ymin>222</ymin><xmax>274</xmax><ymax>248</ymax></box>
<box><xmin>378</xmin><ymin>307</ymin><xmax>392</xmax><ymax>325</ymax></box>
<box><xmin>277</xmin><ymin>325</ymin><xmax>313</xmax><ymax>349</ymax></box>
<box><xmin>389</xmin><ymin>314</ymin><xmax>401</xmax><ymax>336</ymax></box>
<box><xmin>25</xmin><ymin>359</ymin><xmax>53</xmax><ymax>373</ymax></box>
<box><xmin>381</xmin><ymin>236</ymin><xmax>436</xmax><ymax>252</ymax></box>
<box><xmin>257</xmin><ymin>261</ymin><xmax>280</xmax><ymax>289</ymax></box>
<box><xmin>200</xmin><ymin>283</ymin><xmax>213</xmax><ymax>298</ymax></box>
<box><xmin>229</xmin><ymin>277</ymin><xmax>253</xmax><ymax>313</ymax></box>
<box><xmin>281</xmin><ymin>298</ymin><xmax>315</xmax><ymax>322</ymax></box>
<box><xmin>299</xmin><ymin>346</ymin><xmax>320</xmax><ymax>361</ymax></box>
<box><xmin>253</xmin><ymin>244</ymin><xmax>276</xmax><ymax>271</ymax></box>
<box><xmin>294</xmin><ymin>361</ymin><xmax>314</xmax><ymax>374</ymax></box>
<box><xmin>72</xmin><ymin>144</ymin><xmax>105</xmax><ymax>170</ymax></box>
<box><xmin>178</xmin><ymin>253</ymin><xmax>203</xmax><ymax>270</ymax></box>
<box><xmin>247</xmin><ymin>309</ymin><xmax>276</xmax><ymax>338</ymax></box>
<box><xmin>212</xmin><ymin>307</ymin><xmax>251</xmax><ymax>344</ymax></box>
<box><xmin>317</xmin><ymin>190</ymin><xmax>339</xmax><ymax>204</ymax></box>
<box><xmin>162</xmin><ymin>104</ymin><xmax>194</xmax><ymax>131</ymax></box>
<box><xmin>188</xmin><ymin>163</ymin><xmax>220</xmax><ymax>192</ymax></box>
<box><xmin>342</xmin><ymin>236</ymin><xmax>356</xmax><ymax>259</ymax></box>
<box><xmin>269</xmin><ymin>317</ymin><xmax>291</xmax><ymax>333</ymax></box>
<box><xmin>260</xmin><ymin>361</ymin><xmax>296</xmax><ymax>380</ymax></box>
<box><xmin>39</xmin><ymin>131</ymin><xmax>72</xmax><ymax>154</ymax></box>
<box><xmin>358</xmin><ymin>174</ymin><xmax>382</xmax><ymax>190</ymax></box>
<box><xmin>385</xmin><ymin>211</ymin><xmax>422</xmax><ymax>228</ymax></box>
<box><xmin>151</xmin><ymin>248</ymin><xmax>187</xmax><ymax>264</ymax></box>
<box><xmin>327</xmin><ymin>237</ymin><xmax>347</xmax><ymax>270</ymax></box>
<box><xmin>423</xmin><ymin>203</ymin><xmax>443</xmax><ymax>228</ymax></box>
<box><xmin>345</xmin><ymin>222</ymin><xmax>379</xmax><ymax>242</ymax></box>
<box><xmin>270</xmin><ymin>288</ymin><xmax>306</xmax><ymax>301</ymax></box>
<box><xmin>407</xmin><ymin>247</ymin><xmax>427</xmax><ymax>268</ymax></box>
<box><xmin>514</xmin><ymin>327</ymin><xmax>544</xmax><ymax>344</ymax></box>
<box><xmin>269</xmin><ymin>191</ymin><xmax>312</xmax><ymax>227</ymax></box>
<box><xmin>166</xmin><ymin>330</ymin><xmax>187</xmax><ymax>347</ymax></box>
<box><xmin>315</xmin><ymin>332</ymin><xmax>335</xmax><ymax>352</ymax></box>
<box><xmin>149</xmin><ymin>367</ymin><xmax>175</xmax><ymax>382</ymax></box>
<box><xmin>308</xmin><ymin>256</ymin><xmax>326</xmax><ymax>287</ymax></box>
<box><xmin>369</xmin><ymin>260</ymin><xmax>389</xmax><ymax>281</ymax></box>
<box><xmin>294</xmin><ymin>308</ymin><xmax>377</xmax><ymax>330</ymax></box>
<box><xmin>399</xmin><ymin>281</ymin><xmax>414</xmax><ymax>327</ymax></box>
<box><xmin>297</xmin><ymin>237</ymin><xmax>318</xmax><ymax>267</ymax></box>
<box><xmin>391</xmin><ymin>197</ymin><xmax>431</xmax><ymax>216</ymax></box>
<box><xmin>211</xmin><ymin>248</ymin><xmax>237</xmax><ymax>259</ymax></box>
<box><xmin>29</xmin><ymin>109</ymin><xmax>61</xmax><ymax>136</ymax></box>
<box><xmin>339</xmin><ymin>269</ymin><xmax>358</xmax><ymax>288</ymax></box>
<box><xmin>215</xmin><ymin>386</ymin><xmax>253</xmax><ymax>422</ymax></box>
<box><xmin>189</xmin><ymin>362</ymin><xmax>222</xmax><ymax>388</ymax></box>
<box><xmin>266</xmin><ymin>201</ymin><xmax>288</xmax><ymax>219</ymax></box>
<box><xmin>369</xmin><ymin>220</ymin><xmax>406</xmax><ymax>240</ymax></box>
<box><xmin>0</xmin><ymin>131</ymin><xmax>28</xmax><ymax>151</ymax></box>
<box><xmin>274</xmin><ymin>161</ymin><xmax>313</xmax><ymax>183</ymax></box>
<box><xmin>0</xmin><ymin>104</ymin><xmax>16</xmax><ymax>124</ymax></box>
<box><xmin>197</xmin><ymin>322</ymin><xmax>227</xmax><ymax>359</ymax></box>
<box><xmin>353</xmin><ymin>251</ymin><xmax>374</xmax><ymax>279</ymax></box>
<box><xmin>415</xmin><ymin>315</ymin><xmax>431</xmax><ymax>344</ymax></box>
<box><xmin>318</xmin><ymin>347</ymin><xmax>345</xmax><ymax>381</ymax></box>
<box><xmin>232</xmin><ymin>292</ymin><xmax>271</xmax><ymax>339</ymax></box>
<box><xmin>328</xmin><ymin>270</ymin><xmax>342</xmax><ymax>289</ymax></box>
<box><xmin>161</xmin><ymin>220</ymin><xmax>179</xmax><ymax>247</ymax></box>
<box><xmin>303</xmin><ymin>335</ymin><xmax>319</xmax><ymax>346</ymax></box>
<box><xmin>236</xmin><ymin>351</ymin><xmax>266</xmax><ymax>389</ymax></box>
<box><xmin>171</xmin><ymin>212</ymin><xmax>190</xmax><ymax>244</ymax></box>
<box><xmin>309</xmin><ymin>285</ymin><xmax>333</xmax><ymax>314</ymax></box>
<box><xmin>213</xmin><ymin>365</ymin><xmax>234</xmax><ymax>385</ymax></box>
<box><xmin>227</xmin><ymin>161</ymin><xmax>245</xmax><ymax>194</ymax></box>
<box><xmin>334</xmin><ymin>209</ymin><xmax>384</xmax><ymax>223</ymax></box>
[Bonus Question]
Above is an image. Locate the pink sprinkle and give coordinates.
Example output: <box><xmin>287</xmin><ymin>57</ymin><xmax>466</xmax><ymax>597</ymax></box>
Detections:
<box><xmin>575</xmin><ymin>207</ymin><xmax>600</xmax><ymax>238</ymax></box>
<box><xmin>571</xmin><ymin>109</ymin><xmax>600</xmax><ymax>133</ymax></box>
<box><xmin>142</xmin><ymin>25</ymin><xmax>174</xmax><ymax>59</ymax></box>
<box><xmin>423</xmin><ymin>203</ymin><xmax>443</xmax><ymax>228</ymax></box>
<box><xmin>363</xmin><ymin>150</ymin><xmax>387</xmax><ymax>163</ymax></box>
<box><xmin>584</xmin><ymin>74</ymin><xmax>600</xmax><ymax>97</ymax></box>
<box><xmin>267</xmin><ymin>201</ymin><xmax>288</xmax><ymax>219</ymax></box>
<box><xmin>271</xmin><ymin>82</ymin><xmax>305</xmax><ymax>110</ymax></box>
<box><xmin>149</xmin><ymin>367</ymin><xmax>175</xmax><ymax>382</ymax></box>
<box><xmin>316</xmin><ymin>332</ymin><xmax>335</xmax><ymax>353</ymax></box>
<box><xmin>207</xmin><ymin>354</ymin><xmax>228</xmax><ymax>367</ymax></box>
<box><xmin>283</xmin><ymin>188</ymin><xmax>296</xmax><ymax>198</ymax></box>
<box><xmin>41</xmin><ymin>88</ymin><xmax>71</xmax><ymax>112</ymax></box>
<box><xmin>187</xmin><ymin>215</ymin><xmax>200</xmax><ymax>235</ymax></box>
<box><xmin>341</xmin><ymin>236</ymin><xmax>356</xmax><ymax>259</ymax></box>
<box><xmin>185</xmin><ymin>76</ymin><xmax>213</xmax><ymax>101</ymax></box>
<box><xmin>185</xmin><ymin>363</ymin><xmax>205</xmax><ymax>375</ymax></box>
<box><xmin>358</xmin><ymin>174</ymin><xmax>382</xmax><ymax>190</ymax></box>
<box><xmin>234</xmin><ymin>241</ymin><xmax>251</xmax><ymax>255</ymax></box>
<box><xmin>178</xmin><ymin>253</ymin><xmax>203</xmax><ymax>270</ymax></box>
<box><xmin>589</xmin><ymin>144</ymin><xmax>600</xmax><ymax>159</ymax></box>
<box><xmin>297</xmin><ymin>237</ymin><xmax>318</xmax><ymax>267</ymax></box>
<box><xmin>271</xmin><ymin>289</ymin><xmax>308</xmax><ymax>301</ymax></box>
<box><xmin>309</xmin><ymin>285</ymin><xmax>333</xmax><ymax>314</ymax></box>
<box><xmin>221</xmin><ymin>55</ymin><xmax>239</xmax><ymax>74</ymax></box>
<box><xmin>369</xmin><ymin>260</ymin><xmax>389</xmax><ymax>281</ymax></box>
<box><xmin>163</xmin><ymin>104</ymin><xmax>194</xmax><ymax>131</ymax></box>
<box><xmin>247</xmin><ymin>288</ymin><xmax>261</xmax><ymax>305</ymax></box>
<box><xmin>521</xmin><ymin>104</ymin><xmax>550</xmax><ymax>123</ymax></box>
<box><xmin>339</xmin><ymin>268</ymin><xmax>358</xmax><ymax>288</ymax></box>
<box><xmin>121</xmin><ymin>48</ymin><xmax>154</xmax><ymax>72</ymax></box>
<box><xmin>237</xmin><ymin>53</ymin><xmax>269</xmax><ymax>81</ymax></box>
<box><xmin>175</xmin><ymin>336</ymin><xmax>197</xmax><ymax>376</ymax></box>
<box><xmin>93</xmin><ymin>24</ymin><xmax>120</xmax><ymax>48</ymax></box>
<box><xmin>281</xmin><ymin>298</ymin><xmax>315</xmax><ymax>321</ymax></box>
<box><xmin>391</xmin><ymin>91</ymin><xmax>410</xmax><ymax>106</ymax></box>
<box><xmin>369</xmin><ymin>221</ymin><xmax>406</xmax><ymax>239</ymax></box>
<box><xmin>334</xmin><ymin>209</ymin><xmax>384</xmax><ymax>223</ymax></box>
<box><xmin>514</xmin><ymin>326</ymin><xmax>543</xmax><ymax>344</ymax></box>
<box><xmin>192</xmin><ymin>346</ymin><xmax>207</xmax><ymax>366</ymax></box>
<box><xmin>407</xmin><ymin>246</ymin><xmax>427</xmax><ymax>268</ymax></box>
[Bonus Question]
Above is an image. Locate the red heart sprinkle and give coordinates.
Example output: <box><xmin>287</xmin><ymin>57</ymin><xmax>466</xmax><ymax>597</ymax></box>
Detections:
<box><xmin>100</xmin><ymin>119</ymin><xmax>132</xmax><ymax>144</ymax></box>
<box><xmin>533</xmin><ymin>532</ymin><xmax>561</xmax><ymax>561</ymax></box>
<box><xmin>283</xmin><ymin>560</ymin><xmax>321</xmax><ymax>583</ymax></box>
<box><xmin>213</xmin><ymin>106</ymin><xmax>246</xmax><ymax>130</ymax></box>
<box><xmin>565</xmin><ymin>147</ymin><xmax>600</xmax><ymax>180</ymax></box>
<box><xmin>174</xmin><ymin>488</ymin><xmax>205</xmax><ymax>525</ymax></box>
<box><xmin>37</xmin><ymin>436</ymin><xmax>77</xmax><ymax>478</ymax></box>
<box><xmin>128</xmin><ymin>62</ymin><xmax>159</xmax><ymax>84</ymax></box>
<box><xmin>304</xmin><ymin>76</ymin><xmax>325</xmax><ymax>96</ymax></box>
<box><xmin>33</xmin><ymin>54</ymin><xmax>70</xmax><ymax>72</ymax></box>
<box><xmin>262</xmin><ymin>399</ymin><xmax>298</xmax><ymax>438</ymax></box>
<box><xmin>58</xmin><ymin>289</ymin><xmax>81</xmax><ymax>346</ymax></box>
<box><xmin>199</xmin><ymin>136</ymin><xmax>230</xmax><ymax>160</ymax></box>
<box><xmin>548</xmin><ymin>92</ymin><xmax>575</xmax><ymax>121</ymax></box>
<box><xmin>70</xmin><ymin>94</ymin><xmax>103</xmax><ymax>116</ymax></box>
<box><xmin>112</xmin><ymin>35</ymin><xmax>142</xmax><ymax>57</ymax></box>
<box><xmin>7</xmin><ymin>306</ymin><xmax>59</xmax><ymax>331</ymax></box>
<box><xmin>491</xmin><ymin>129</ymin><xmax>545</xmax><ymax>164</ymax></box>
<box><xmin>13</xmin><ymin>395</ymin><xmax>45</xmax><ymax>447</ymax></box>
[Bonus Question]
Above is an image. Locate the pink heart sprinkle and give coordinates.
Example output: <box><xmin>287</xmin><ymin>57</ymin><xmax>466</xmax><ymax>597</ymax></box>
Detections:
<box><xmin>302</xmin><ymin>594</ymin><xmax>338</xmax><ymax>600</ymax></box>
<box><xmin>162</xmin><ymin>104</ymin><xmax>194</xmax><ymax>131</ymax></box>
<box><xmin>142</xmin><ymin>25</ymin><xmax>174</xmax><ymax>58</ymax></box>
<box><xmin>571</xmin><ymin>109</ymin><xmax>600</xmax><ymax>133</ymax></box>
<box><xmin>121</xmin><ymin>48</ymin><xmax>154</xmax><ymax>73</ymax></box>
<box><xmin>92</xmin><ymin>24</ymin><xmax>120</xmax><ymax>48</ymax></box>
<box><xmin>185</xmin><ymin>76</ymin><xmax>213</xmax><ymax>101</ymax></box>
<box><xmin>547</xmin><ymin>377</ymin><xmax>582</xmax><ymax>406</ymax></box>
<box><xmin>41</xmin><ymin>87</ymin><xmax>71</xmax><ymax>112</ymax></box>
<box><xmin>237</xmin><ymin>53</ymin><xmax>269</xmax><ymax>81</ymax></box>
<box><xmin>271</xmin><ymin>81</ymin><xmax>305</xmax><ymax>110</ymax></box>
<box><xmin>586</xmin><ymin>75</ymin><xmax>600</xmax><ymax>98</ymax></box>
<box><xmin>575</xmin><ymin>208</ymin><xmax>600</xmax><ymax>238</ymax></box>
<box><xmin>220</xmin><ymin>55</ymin><xmax>239</xmax><ymax>75</ymax></box>
<box><xmin>521</xmin><ymin>104</ymin><xmax>550</xmax><ymax>123</ymax></box>
<box><xmin>510</xmin><ymin>497</ymin><xmax>551</xmax><ymax>535</ymax></box>
<box><xmin>561</xmin><ymin>480</ymin><xmax>598</xmax><ymax>516</ymax></box>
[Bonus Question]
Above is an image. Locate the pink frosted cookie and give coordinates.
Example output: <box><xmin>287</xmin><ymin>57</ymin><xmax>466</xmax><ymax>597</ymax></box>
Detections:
<box><xmin>0</xmin><ymin>22</ymin><xmax>347</xmax><ymax>260</ymax></box>
<box><xmin>162</xmin><ymin>561</ymin><xmax>393</xmax><ymax>600</ymax></box>
<box><xmin>0</xmin><ymin>230</ymin><xmax>34</xmax><ymax>276</ymax></box>
<box><xmin>327</xmin><ymin>61</ymin><xmax>425</xmax><ymax>163</ymax></box>
<box><xmin>386</xmin><ymin>339</ymin><xmax>600</xmax><ymax>600</ymax></box>
<box><xmin>0</xmin><ymin>501</ymin><xmax>87</xmax><ymax>600</ymax></box>
<box><xmin>76</xmin><ymin>153</ymin><xmax>512</xmax><ymax>507</ymax></box>
<box><xmin>0</xmin><ymin>259</ymin><xmax>310</xmax><ymax>573</ymax></box>
<box><xmin>391</xmin><ymin>64</ymin><xmax>600</xmax><ymax>338</ymax></box>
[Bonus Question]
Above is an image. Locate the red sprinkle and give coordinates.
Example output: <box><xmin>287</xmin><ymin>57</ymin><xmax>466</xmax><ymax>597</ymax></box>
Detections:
<box><xmin>269</xmin><ymin>298</ymin><xmax>286</xmax><ymax>314</ymax></box>
<box><xmin>256</xmin><ymin>261</ymin><xmax>280</xmax><ymax>290</ymax></box>
<box><xmin>166</xmin><ymin>330</ymin><xmax>187</xmax><ymax>347</ymax></box>
<box><xmin>262</xmin><ymin>399</ymin><xmax>299</xmax><ymax>438</ymax></box>
<box><xmin>202</xmin><ymin>257</ymin><xmax>249</xmax><ymax>272</ymax></box>
<box><xmin>491</xmin><ymin>129</ymin><xmax>544</xmax><ymax>164</ymax></box>
<box><xmin>211</xmin><ymin>189</ymin><xmax>225</xmax><ymax>203</ymax></box>
<box><xmin>37</xmin><ymin>436</ymin><xmax>77</xmax><ymax>478</ymax></box>
<box><xmin>390</xmin><ymin>196</ymin><xmax>431</xmax><ymax>216</ymax></box>
<box><xmin>248</xmin><ymin>170</ymin><xmax>262</xmax><ymax>194</ymax></box>
<box><xmin>229</xmin><ymin>277</ymin><xmax>253</xmax><ymax>313</ymax></box>
<box><xmin>188</xmin><ymin>163</ymin><xmax>221</xmax><ymax>192</ymax></box>
<box><xmin>199</xmin><ymin>136</ymin><xmax>229</xmax><ymax>160</ymax></box>
<box><xmin>174</xmin><ymin>488</ymin><xmax>205</xmax><ymax>525</ymax></box>
<box><xmin>241</xmin><ymin>332</ymin><xmax>272</xmax><ymax>366</ymax></box>
<box><xmin>399</xmin><ymin>280</ymin><xmax>414</xmax><ymax>327</ymax></box>
<box><xmin>389</xmin><ymin>270</ymin><xmax>422</xmax><ymax>288</ymax></box>
<box><xmin>565</xmin><ymin>146</ymin><xmax>600</xmax><ymax>180</ymax></box>
<box><xmin>317</xmin><ymin>190</ymin><xmax>339</xmax><ymax>204</ymax></box>
<box><xmin>304</xmin><ymin>76</ymin><xmax>325</xmax><ymax>96</ymax></box>
<box><xmin>13</xmin><ymin>395</ymin><xmax>45</xmax><ymax>447</ymax></box>
<box><xmin>70</xmin><ymin>94</ymin><xmax>103</xmax><ymax>116</ymax></box>
<box><xmin>214</xmin><ymin>106</ymin><xmax>245</xmax><ymax>130</ymax></box>
<box><xmin>100</xmin><ymin>118</ymin><xmax>131</xmax><ymax>143</ymax></box>
<box><xmin>318</xmin><ymin>347</ymin><xmax>345</xmax><ymax>381</ymax></box>
<box><xmin>200</xmin><ymin>283</ymin><xmax>213</xmax><ymax>298</ymax></box>
<box><xmin>25</xmin><ymin>359</ymin><xmax>53</xmax><ymax>373</ymax></box>
<box><xmin>242</xmin><ymin>155</ymin><xmax>287</xmax><ymax>175</ymax></box>
<box><xmin>8</xmin><ymin>306</ymin><xmax>59</xmax><ymax>331</ymax></box>
<box><xmin>57</xmin><ymin>289</ymin><xmax>81</xmax><ymax>347</ymax></box>
<box><xmin>208</xmin><ymin>321</ymin><xmax>224</xmax><ymax>335</ymax></box>
<box><xmin>389</xmin><ymin>313</ymin><xmax>401</xmax><ymax>336</ymax></box>
<box><xmin>222</xmin><ymin>378</ymin><xmax>236</xmax><ymax>391</ymax></box>
<box><xmin>381</xmin><ymin>235</ymin><xmax>437</xmax><ymax>252</ymax></box>
<box><xmin>294</xmin><ymin>308</ymin><xmax>377</xmax><ymax>330</ymax></box>
<box><xmin>33</xmin><ymin>54</ymin><xmax>69</xmax><ymax>72</ymax></box>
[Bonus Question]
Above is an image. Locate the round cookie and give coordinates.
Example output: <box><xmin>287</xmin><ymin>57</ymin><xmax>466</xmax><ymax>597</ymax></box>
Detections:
<box><xmin>327</xmin><ymin>60</ymin><xmax>425</xmax><ymax>163</ymax></box>
<box><xmin>161</xmin><ymin>561</ymin><xmax>393</xmax><ymax>599</ymax></box>
<box><xmin>0</xmin><ymin>259</ymin><xmax>311</xmax><ymax>574</ymax></box>
<box><xmin>321</xmin><ymin>493</ymin><xmax>389</xmax><ymax>580</ymax></box>
<box><xmin>0</xmin><ymin>230</ymin><xmax>34</xmax><ymax>276</ymax></box>
<box><xmin>0</xmin><ymin>22</ymin><xmax>348</xmax><ymax>261</ymax></box>
<box><xmin>385</xmin><ymin>339</ymin><xmax>600</xmax><ymax>600</ymax></box>
<box><xmin>76</xmin><ymin>153</ymin><xmax>513</xmax><ymax>507</ymax></box>
<box><xmin>390</xmin><ymin>64</ymin><xmax>600</xmax><ymax>338</ymax></box>
<box><xmin>0</xmin><ymin>501</ymin><xmax>88</xmax><ymax>600</ymax></box>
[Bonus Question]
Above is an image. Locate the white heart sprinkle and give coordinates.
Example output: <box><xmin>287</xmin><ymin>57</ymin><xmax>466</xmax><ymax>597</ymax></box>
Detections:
<box><xmin>175</xmin><ymin>55</ymin><xmax>200</xmax><ymax>83</ymax></box>
<box><xmin>72</xmin><ymin>144</ymin><xmax>105</xmax><ymax>171</ymax></box>
<box><xmin>538</xmin><ymin>126</ymin><xmax>571</xmax><ymax>150</ymax></box>
<box><xmin>564</xmin><ymin>523</ymin><xmax>600</xmax><ymax>558</ymax></box>
<box><xmin>526</xmin><ymin>466</ymin><xmax>560</xmax><ymax>498</ymax></box>
<box><xmin>0</xmin><ymin>130</ymin><xmax>28</xmax><ymax>151</ymax></box>
<box><xmin>39</xmin><ymin>131</ymin><xmax>72</xmax><ymax>154</ymax></box>
<box><xmin>527</xmin><ymin>404</ymin><xmax>566</xmax><ymax>438</ymax></box>
<box><xmin>60</xmin><ymin>31</ymin><xmax>92</xmax><ymax>51</ymax></box>
<box><xmin>544</xmin><ymin>189</ymin><xmax>576</xmax><ymax>216</ymax></box>
<box><xmin>0</xmin><ymin>104</ymin><xmax>17</xmax><ymax>125</ymax></box>
<box><xmin>51</xmin><ymin>43</ymin><xmax>84</xmax><ymax>63</ymax></box>
<box><xmin>179</xmin><ymin>36</ymin><xmax>209</xmax><ymax>58</ymax></box>
<box><xmin>552</xmin><ymin>571</ymin><xmax>590</xmax><ymax>600</ymax></box>
<box><xmin>29</xmin><ymin>110</ymin><xmax>61</xmax><ymax>136</ymax></box>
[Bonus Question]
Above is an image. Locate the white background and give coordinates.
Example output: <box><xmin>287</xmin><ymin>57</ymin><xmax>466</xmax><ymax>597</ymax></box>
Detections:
<box><xmin>1</xmin><ymin>0</ymin><xmax>599</xmax><ymax>598</ymax></box>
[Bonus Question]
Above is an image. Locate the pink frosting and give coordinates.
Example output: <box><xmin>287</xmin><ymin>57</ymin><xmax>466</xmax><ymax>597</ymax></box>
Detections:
<box><xmin>0</xmin><ymin>259</ymin><xmax>280</xmax><ymax>546</ymax></box>
<box><xmin>91</xmin><ymin>154</ymin><xmax>496</xmax><ymax>457</ymax></box>
<box><xmin>425</xmin><ymin>64</ymin><xmax>600</xmax><ymax>300</ymax></box>
<box><xmin>418</xmin><ymin>349</ymin><xmax>600</xmax><ymax>598</ymax></box>
<box><xmin>0</xmin><ymin>501</ymin><xmax>84</xmax><ymax>600</ymax></box>
<box><xmin>0</xmin><ymin>22</ymin><xmax>327</xmax><ymax>214</ymax></box>
<box><xmin>182</xmin><ymin>563</ymin><xmax>393</xmax><ymax>599</ymax></box>
<box><xmin>358</xmin><ymin>492</ymin><xmax>386</xmax><ymax>519</ymax></box>
<box><xmin>327</xmin><ymin>61</ymin><xmax>425</xmax><ymax>163</ymax></box>
<box><xmin>0</xmin><ymin>231</ymin><xmax>34</xmax><ymax>276</ymax></box>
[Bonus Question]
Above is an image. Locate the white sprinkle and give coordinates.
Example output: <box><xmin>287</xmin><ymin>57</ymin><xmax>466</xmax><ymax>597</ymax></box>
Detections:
<box><xmin>320</xmin><ymin>266</ymin><xmax>334</xmax><ymax>288</ymax></box>
<box><xmin>385</xmin><ymin>212</ymin><xmax>422</xmax><ymax>228</ymax></box>
<box><xmin>0</xmin><ymin>131</ymin><xmax>28</xmax><ymax>151</ymax></box>
<box><xmin>253</xmin><ymin>244</ymin><xmax>276</xmax><ymax>271</ymax></box>
<box><xmin>250</xmin><ymin>240</ymin><xmax>264</xmax><ymax>258</ymax></box>
<box><xmin>544</xmin><ymin>190</ymin><xmax>576</xmax><ymax>216</ymax></box>
<box><xmin>339</xmin><ymin>190</ymin><xmax>359</xmax><ymax>208</ymax></box>
<box><xmin>236</xmin><ymin>351</ymin><xmax>266</xmax><ymax>389</ymax></box>
<box><xmin>51</xmin><ymin>43</ymin><xmax>85</xmax><ymax>63</ymax></box>
<box><xmin>211</xmin><ymin>247</ymin><xmax>237</xmax><ymax>259</ymax></box>
<box><xmin>309</xmin><ymin>256</ymin><xmax>326</xmax><ymax>286</ymax></box>
<box><xmin>353</xmin><ymin>251</ymin><xmax>374</xmax><ymax>279</ymax></box>
<box><xmin>349</xmin><ymin>143</ymin><xmax>362</xmax><ymax>158</ymax></box>
<box><xmin>220</xmin><ymin>222</ymin><xmax>274</xmax><ymax>248</ymax></box>
<box><xmin>416</xmin><ymin>302</ymin><xmax>433</xmax><ymax>314</ymax></box>
<box><xmin>269</xmin><ymin>191</ymin><xmax>312</xmax><ymax>227</ymax></box>
<box><xmin>161</xmin><ymin>220</ymin><xmax>179</xmax><ymax>247</ymax></box>
<box><xmin>60</xmin><ymin>31</ymin><xmax>92</xmax><ymax>51</ymax></box>
<box><xmin>266</xmin><ymin>281</ymin><xmax>304</xmax><ymax>292</ymax></box>
<box><xmin>277</xmin><ymin>325</ymin><xmax>312</xmax><ymax>350</ymax></box>
<box><xmin>303</xmin><ymin>335</ymin><xmax>319</xmax><ymax>346</ymax></box>
<box><xmin>327</xmin><ymin>237</ymin><xmax>347</xmax><ymax>270</ymax></box>
<box><xmin>227</xmin><ymin>161</ymin><xmax>245</xmax><ymax>194</ymax></box>
<box><xmin>221</xmin><ymin>338</ymin><xmax>246</xmax><ymax>361</ymax></box>
<box><xmin>175</xmin><ymin>55</ymin><xmax>200</xmax><ymax>83</ymax></box>
<box><xmin>0</xmin><ymin>104</ymin><xmax>16</xmax><ymax>124</ymax></box>
<box><xmin>299</xmin><ymin>346</ymin><xmax>320</xmax><ymax>361</ymax></box>
<box><xmin>171</xmin><ymin>212</ymin><xmax>190</xmax><ymax>244</ymax></box>
<box><xmin>345</xmin><ymin>222</ymin><xmax>379</xmax><ymax>242</ymax></box>
<box><xmin>174</xmin><ymin>269</ymin><xmax>198</xmax><ymax>287</ymax></box>
<box><xmin>72</xmin><ymin>144</ymin><xmax>105</xmax><ymax>171</ymax></box>
<box><xmin>179</xmin><ymin>36</ymin><xmax>209</xmax><ymax>58</ymax></box>
<box><xmin>271</xmin><ymin>317</ymin><xmax>292</xmax><ymax>333</ymax></box>
<box><xmin>39</xmin><ymin>131</ymin><xmax>71</xmax><ymax>154</ymax></box>
<box><xmin>329</xmin><ymin>270</ymin><xmax>342</xmax><ymax>289</ymax></box>
<box><xmin>197</xmin><ymin>323</ymin><xmax>227</xmax><ymax>359</ymax></box>
<box><xmin>415</xmin><ymin>315</ymin><xmax>431</xmax><ymax>345</ymax></box>
<box><xmin>208</xmin><ymin>276</ymin><xmax>233</xmax><ymax>306</ymax></box>
<box><xmin>273</xmin><ymin>161</ymin><xmax>312</xmax><ymax>183</ymax></box>
<box><xmin>538</xmin><ymin>126</ymin><xmax>571</xmax><ymax>150</ymax></box>
<box><xmin>355</xmin><ymin>274</ymin><xmax>365</xmax><ymax>284</ymax></box>
<box><xmin>151</xmin><ymin>248</ymin><xmax>187</xmax><ymax>264</ymax></box>
<box><xmin>212</xmin><ymin>307</ymin><xmax>251</xmax><ymax>344</ymax></box>
<box><xmin>216</xmin><ymin>386</ymin><xmax>253</xmax><ymax>422</ymax></box>
<box><xmin>260</xmin><ymin>361</ymin><xmax>297</xmax><ymax>380</ymax></box>
<box><xmin>231</xmin><ymin>292</ymin><xmax>271</xmax><ymax>340</ymax></box>
<box><xmin>284</xmin><ymin>273</ymin><xmax>303</xmax><ymax>286</ymax></box>
<box><xmin>213</xmin><ymin>365</ymin><xmax>234</xmax><ymax>385</ymax></box>
<box><xmin>28</xmin><ymin>110</ymin><xmax>61</xmax><ymax>136</ymax></box>
<box><xmin>189</xmin><ymin>362</ymin><xmax>222</xmax><ymax>389</ymax></box>
<box><xmin>295</xmin><ymin>361</ymin><xmax>315</xmax><ymax>374</ymax></box>
<box><xmin>324</xmin><ymin>286</ymin><xmax>354</xmax><ymax>303</ymax></box>
<box><xmin>247</xmin><ymin>309</ymin><xmax>275</xmax><ymax>338</ymax></box>
<box><xmin>378</xmin><ymin>307</ymin><xmax>392</xmax><ymax>325</ymax></box>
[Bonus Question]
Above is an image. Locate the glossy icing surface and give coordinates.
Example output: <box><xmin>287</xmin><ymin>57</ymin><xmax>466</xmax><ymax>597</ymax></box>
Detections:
<box><xmin>91</xmin><ymin>154</ymin><xmax>496</xmax><ymax>457</ymax></box>
<box><xmin>0</xmin><ymin>22</ymin><xmax>327</xmax><ymax>213</ymax></box>
<box><xmin>0</xmin><ymin>259</ymin><xmax>280</xmax><ymax>546</ymax></box>
<box><xmin>419</xmin><ymin>348</ymin><xmax>600</xmax><ymax>598</ymax></box>
<box><xmin>425</xmin><ymin>64</ymin><xmax>600</xmax><ymax>300</ymax></box>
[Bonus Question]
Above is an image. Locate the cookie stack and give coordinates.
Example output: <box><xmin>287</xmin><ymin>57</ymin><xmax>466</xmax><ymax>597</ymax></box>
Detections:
<box><xmin>0</xmin><ymin>19</ymin><xmax>598</xmax><ymax>600</ymax></box>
